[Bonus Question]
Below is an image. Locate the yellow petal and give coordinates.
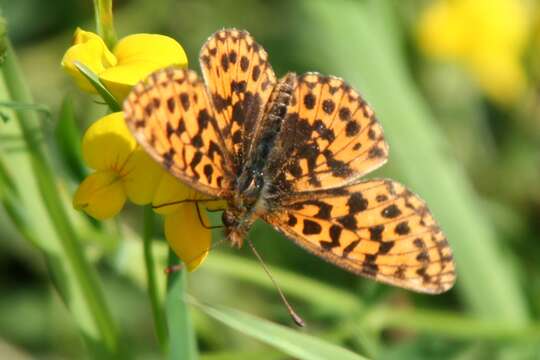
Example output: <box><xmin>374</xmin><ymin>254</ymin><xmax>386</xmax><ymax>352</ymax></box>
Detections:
<box><xmin>164</xmin><ymin>203</ymin><xmax>211</xmax><ymax>271</ymax></box>
<box><xmin>122</xmin><ymin>147</ymin><xmax>164</xmax><ymax>205</ymax></box>
<box><xmin>73</xmin><ymin>170</ymin><xmax>126</xmax><ymax>220</ymax></box>
<box><xmin>205</xmin><ymin>200</ymin><xmax>227</xmax><ymax>212</ymax></box>
<box><xmin>152</xmin><ymin>172</ymin><xmax>195</xmax><ymax>215</ymax></box>
<box><xmin>99</xmin><ymin>33</ymin><xmax>188</xmax><ymax>101</ymax></box>
<box><xmin>82</xmin><ymin>112</ymin><xmax>137</xmax><ymax>171</ymax></box>
<box><xmin>61</xmin><ymin>28</ymin><xmax>117</xmax><ymax>92</ymax></box>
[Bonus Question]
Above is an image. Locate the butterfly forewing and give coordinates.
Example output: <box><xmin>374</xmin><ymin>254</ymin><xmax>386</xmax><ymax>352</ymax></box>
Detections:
<box><xmin>267</xmin><ymin>73</ymin><xmax>389</xmax><ymax>193</ymax></box>
<box><xmin>200</xmin><ymin>29</ymin><xmax>277</xmax><ymax>171</ymax></box>
<box><xmin>124</xmin><ymin>67</ymin><xmax>232</xmax><ymax>197</ymax></box>
<box><xmin>264</xmin><ymin>179</ymin><xmax>455</xmax><ymax>293</ymax></box>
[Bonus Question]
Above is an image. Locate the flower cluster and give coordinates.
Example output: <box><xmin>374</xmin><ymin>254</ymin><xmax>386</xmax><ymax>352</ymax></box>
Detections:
<box><xmin>62</xmin><ymin>28</ymin><xmax>218</xmax><ymax>270</ymax></box>
<box><xmin>417</xmin><ymin>0</ymin><xmax>531</xmax><ymax>106</ymax></box>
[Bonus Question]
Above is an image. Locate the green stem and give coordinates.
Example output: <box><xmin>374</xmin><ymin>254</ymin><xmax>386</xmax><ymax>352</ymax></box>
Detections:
<box><xmin>166</xmin><ymin>251</ymin><xmax>198</xmax><ymax>360</ymax></box>
<box><xmin>2</xmin><ymin>41</ymin><xmax>119</xmax><ymax>356</ymax></box>
<box><xmin>0</xmin><ymin>159</ymin><xmax>40</xmax><ymax>248</ymax></box>
<box><xmin>93</xmin><ymin>0</ymin><xmax>117</xmax><ymax>49</ymax></box>
<box><xmin>142</xmin><ymin>207</ymin><xmax>169</xmax><ymax>353</ymax></box>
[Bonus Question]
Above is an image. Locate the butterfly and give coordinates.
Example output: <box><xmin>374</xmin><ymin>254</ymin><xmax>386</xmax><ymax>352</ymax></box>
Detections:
<box><xmin>123</xmin><ymin>28</ymin><xmax>456</xmax><ymax>294</ymax></box>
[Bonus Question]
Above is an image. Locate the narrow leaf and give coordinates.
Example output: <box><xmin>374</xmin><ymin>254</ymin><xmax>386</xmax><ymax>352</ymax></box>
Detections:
<box><xmin>166</xmin><ymin>252</ymin><xmax>198</xmax><ymax>360</ymax></box>
<box><xmin>54</xmin><ymin>95</ymin><xmax>87</xmax><ymax>181</ymax></box>
<box><xmin>192</xmin><ymin>299</ymin><xmax>369</xmax><ymax>360</ymax></box>
<box><xmin>74</xmin><ymin>61</ymin><xmax>121</xmax><ymax>112</ymax></box>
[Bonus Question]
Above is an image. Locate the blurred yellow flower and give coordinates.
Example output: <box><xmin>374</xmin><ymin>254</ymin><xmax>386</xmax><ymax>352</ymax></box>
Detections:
<box><xmin>417</xmin><ymin>0</ymin><xmax>531</xmax><ymax>105</ymax></box>
<box><xmin>61</xmin><ymin>28</ymin><xmax>188</xmax><ymax>100</ymax></box>
<box><xmin>73</xmin><ymin>112</ymin><xmax>163</xmax><ymax>219</ymax></box>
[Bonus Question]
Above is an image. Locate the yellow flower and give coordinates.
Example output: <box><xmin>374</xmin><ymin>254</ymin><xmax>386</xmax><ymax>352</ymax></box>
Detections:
<box><xmin>61</xmin><ymin>28</ymin><xmax>187</xmax><ymax>101</ymax></box>
<box><xmin>61</xmin><ymin>28</ymin><xmax>116</xmax><ymax>93</ymax></box>
<box><xmin>73</xmin><ymin>112</ymin><xmax>163</xmax><ymax>219</ymax></box>
<box><xmin>417</xmin><ymin>0</ymin><xmax>531</xmax><ymax>105</ymax></box>
<box><xmin>72</xmin><ymin>112</ymin><xmax>223</xmax><ymax>271</ymax></box>
<box><xmin>153</xmin><ymin>172</ymin><xmax>226</xmax><ymax>271</ymax></box>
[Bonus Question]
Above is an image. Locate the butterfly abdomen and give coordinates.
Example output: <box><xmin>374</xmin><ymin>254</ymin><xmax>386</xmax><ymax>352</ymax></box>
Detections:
<box><xmin>237</xmin><ymin>73</ymin><xmax>296</xmax><ymax>199</ymax></box>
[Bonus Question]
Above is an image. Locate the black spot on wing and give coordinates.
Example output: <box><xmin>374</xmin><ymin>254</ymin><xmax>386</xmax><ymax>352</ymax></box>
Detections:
<box><xmin>303</xmin><ymin>219</ymin><xmax>322</xmax><ymax>235</ymax></box>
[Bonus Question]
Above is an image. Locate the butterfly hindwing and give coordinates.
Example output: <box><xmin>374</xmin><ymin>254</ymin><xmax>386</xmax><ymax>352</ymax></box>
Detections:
<box><xmin>200</xmin><ymin>29</ymin><xmax>277</xmax><ymax>171</ymax></box>
<box><xmin>124</xmin><ymin>67</ymin><xmax>233</xmax><ymax>197</ymax></box>
<box><xmin>268</xmin><ymin>73</ymin><xmax>389</xmax><ymax>193</ymax></box>
<box><xmin>264</xmin><ymin>179</ymin><xmax>456</xmax><ymax>293</ymax></box>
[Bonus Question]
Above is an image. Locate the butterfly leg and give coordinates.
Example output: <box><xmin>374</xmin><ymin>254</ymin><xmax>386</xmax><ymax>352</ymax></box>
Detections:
<box><xmin>194</xmin><ymin>202</ymin><xmax>224</xmax><ymax>230</ymax></box>
<box><xmin>153</xmin><ymin>198</ymin><xmax>225</xmax><ymax>230</ymax></box>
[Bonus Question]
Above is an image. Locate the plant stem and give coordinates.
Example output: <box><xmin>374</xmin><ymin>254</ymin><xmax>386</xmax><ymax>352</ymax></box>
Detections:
<box><xmin>143</xmin><ymin>207</ymin><xmax>169</xmax><ymax>353</ymax></box>
<box><xmin>2</xmin><ymin>41</ymin><xmax>119</xmax><ymax>356</ymax></box>
<box><xmin>93</xmin><ymin>0</ymin><xmax>117</xmax><ymax>49</ymax></box>
<box><xmin>166</xmin><ymin>251</ymin><xmax>198</xmax><ymax>360</ymax></box>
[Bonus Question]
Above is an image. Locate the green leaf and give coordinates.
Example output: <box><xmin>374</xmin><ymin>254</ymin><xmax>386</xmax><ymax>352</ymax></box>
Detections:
<box><xmin>202</xmin><ymin>253</ymin><xmax>360</xmax><ymax>315</ymax></box>
<box><xmin>0</xmin><ymin>155</ymin><xmax>18</xmax><ymax>196</ymax></box>
<box><xmin>191</xmin><ymin>299</ymin><xmax>369</xmax><ymax>360</ymax></box>
<box><xmin>142</xmin><ymin>208</ymin><xmax>168</xmax><ymax>354</ymax></box>
<box><xmin>201</xmin><ymin>350</ymin><xmax>284</xmax><ymax>360</ymax></box>
<box><xmin>0</xmin><ymin>156</ymin><xmax>38</xmax><ymax>248</ymax></box>
<box><xmin>54</xmin><ymin>95</ymin><xmax>87</xmax><ymax>181</ymax></box>
<box><xmin>74</xmin><ymin>61</ymin><xmax>121</xmax><ymax>112</ymax></box>
<box><xmin>0</xmin><ymin>16</ymin><xmax>6</xmax><ymax>64</ymax></box>
<box><xmin>0</xmin><ymin>100</ymin><xmax>51</xmax><ymax>121</ymax></box>
<box><xmin>365</xmin><ymin>307</ymin><xmax>540</xmax><ymax>342</ymax></box>
<box><xmin>166</xmin><ymin>252</ymin><xmax>198</xmax><ymax>360</ymax></box>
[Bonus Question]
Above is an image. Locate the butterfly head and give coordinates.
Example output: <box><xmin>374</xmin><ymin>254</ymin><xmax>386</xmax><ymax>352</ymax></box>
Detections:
<box><xmin>222</xmin><ymin>207</ymin><xmax>247</xmax><ymax>247</ymax></box>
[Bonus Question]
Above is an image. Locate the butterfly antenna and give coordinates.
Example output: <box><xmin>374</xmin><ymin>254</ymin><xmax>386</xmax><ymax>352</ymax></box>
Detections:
<box><xmin>247</xmin><ymin>239</ymin><xmax>305</xmax><ymax>327</ymax></box>
<box><xmin>165</xmin><ymin>237</ymin><xmax>227</xmax><ymax>274</ymax></box>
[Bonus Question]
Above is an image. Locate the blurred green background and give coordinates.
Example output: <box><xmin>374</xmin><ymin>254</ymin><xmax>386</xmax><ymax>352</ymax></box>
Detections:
<box><xmin>1</xmin><ymin>0</ymin><xmax>540</xmax><ymax>359</ymax></box>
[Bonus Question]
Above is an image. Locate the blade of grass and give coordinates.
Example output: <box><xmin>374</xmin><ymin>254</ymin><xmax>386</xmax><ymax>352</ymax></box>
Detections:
<box><xmin>0</xmin><ymin>157</ymin><xmax>40</xmax><ymax>248</ymax></box>
<box><xmin>0</xmin><ymin>101</ymin><xmax>50</xmax><ymax>120</ymax></box>
<box><xmin>166</xmin><ymin>251</ymin><xmax>198</xmax><ymax>360</ymax></box>
<box><xmin>365</xmin><ymin>306</ymin><xmax>540</xmax><ymax>342</ymax></box>
<box><xmin>201</xmin><ymin>350</ymin><xmax>284</xmax><ymax>360</ymax></box>
<box><xmin>202</xmin><ymin>253</ymin><xmax>360</xmax><ymax>315</ymax></box>
<box><xmin>74</xmin><ymin>61</ymin><xmax>120</xmax><ymax>112</ymax></box>
<box><xmin>203</xmin><ymin>253</ymin><xmax>540</xmax><ymax>343</ymax></box>
<box><xmin>1</xmin><ymin>41</ymin><xmax>120</xmax><ymax>357</ymax></box>
<box><xmin>190</xmin><ymin>298</ymin><xmax>369</xmax><ymax>360</ymax></box>
<box><xmin>295</xmin><ymin>0</ymin><xmax>529</xmax><ymax>323</ymax></box>
<box><xmin>54</xmin><ymin>95</ymin><xmax>87</xmax><ymax>181</ymax></box>
<box><xmin>142</xmin><ymin>207</ymin><xmax>168</xmax><ymax>353</ymax></box>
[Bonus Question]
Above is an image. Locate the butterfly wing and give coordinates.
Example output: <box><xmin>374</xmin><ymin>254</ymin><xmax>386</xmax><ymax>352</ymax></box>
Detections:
<box><xmin>124</xmin><ymin>67</ymin><xmax>233</xmax><ymax>197</ymax></box>
<box><xmin>263</xmin><ymin>179</ymin><xmax>456</xmax><ymax>293</ymax></box>
<box><xmin>200</xmin><ymin>29</ymin><xmax>277</xmax><ymax>172</ymax></box>
<box><xmin>266</xmin><ymin>73</ymin><xmax>388</xmax><ymax>193</ymax></box>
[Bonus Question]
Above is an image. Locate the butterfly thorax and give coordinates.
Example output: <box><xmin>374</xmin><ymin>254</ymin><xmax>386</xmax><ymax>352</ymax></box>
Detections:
<box><xmin>223</xmin><ymin>72</ymin><xmax>297</xmax><ymax>247</ymax></box>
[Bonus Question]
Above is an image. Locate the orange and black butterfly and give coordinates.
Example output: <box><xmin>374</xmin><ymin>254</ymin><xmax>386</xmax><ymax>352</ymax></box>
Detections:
<box><xmin>123</xmin><ymin>29</ymin><xmax>456</xmax><ymax>294</ymax></box>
